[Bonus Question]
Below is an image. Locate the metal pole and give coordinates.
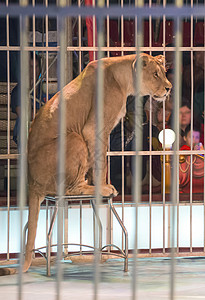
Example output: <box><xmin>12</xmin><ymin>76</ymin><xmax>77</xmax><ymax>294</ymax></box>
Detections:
<box><xmin>6</xmin><ymin>0</ymin><xmax>11</xmax><ymax>261</ymax></box>
<box><xmin>132</xmin><ymin>1</ymin><xmax>144</xmax><ymax>299</ymax></box>
<box><xmin>66</xmin><ymin>0</ymin><xmax>73</xmax><ymax>84</ymax></box>
<box><xmin>18</xmin><ymin>0</ymin><xmax>29</xmax><ymax>298</ymax></box>
<box><xmin>64</xmin><ymin>200</ymin><xmax>68</xmax><ymax>256</ymax></box>
<box><xmin>56</xmin><ymin>0</ymin><xmax>67</xmax><ymax>298</ymax></box>
<box><xmin>80</xmin><ymin>200</ymin><xmax>82</xmax><ymax>254</ymax></box>
<box><xmin>94</xmin><ymin>0</ymin><xmax>104</xmax><ymax>297</ymax></box>
<box><xmin>109</xmin><ymin>198</ymin><xmax>128</xmax><ymax>272</ymax></box>
<box><xmin>170</xmin><ymin>1</ymin><xmax>183</xmax><ymax>299</ymax></box>
<box><xmin>47</xmin><ymin>203</ymin><xmax>59</xmax><ymax>277</ymax></box>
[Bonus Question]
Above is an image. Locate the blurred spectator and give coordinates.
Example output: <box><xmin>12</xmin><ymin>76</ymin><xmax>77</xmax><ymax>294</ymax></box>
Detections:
<box><xmin>166</xmin><ymin>68</ymin><xmax>174</xmax><ymax>86</ymax></box>
<box><xmin>181</xmin><ymin>123</ymin><xmax>204</xmax><ymax>151</ymax></box>
<box><xmin>179</xmin><ymin>123</ymin><xmax>204</xmax><ymax>194</ymax></box>
<box><xmin>182</xmin><ymin>47</ymin><xmax>205</xmax><ymax>100</ymax></box>
<box><xmin>165</xmin><ymin>43</ymin><xmax>175</xmax><ymax>72</ymax></box>
<box><xmin>144</xmin><ymin>96</ymin><xmax>173</xmax><ymax>131</ymax></box>
<box><xmin>179</xmin><ymin>99</ymin><xmax>191</xmax><ymax>147</ymax></box>
<box><xmin>140</xmin><ymin>100</ymin><xmax>172</xmax><ymax>193</ymax></box>
<box><xmin>110</xmin><ymin>96</ymin><xmax>135</xmax><ymax>194</ymax></box>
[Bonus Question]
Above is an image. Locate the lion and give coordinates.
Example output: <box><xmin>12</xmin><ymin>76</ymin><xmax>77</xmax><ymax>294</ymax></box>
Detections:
<box><xmin>0</xmin><ymin>53</ymin><xmax>171</xmax><ymax>275</ymax></box>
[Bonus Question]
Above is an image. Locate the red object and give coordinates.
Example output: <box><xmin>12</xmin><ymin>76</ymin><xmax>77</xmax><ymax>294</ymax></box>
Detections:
<box><xmin>180</xmin><ymin>145</ymin><xmax>191</xmax><ymax>151</ymax></box>
<box><xmin>179</xmin><ymin>145</ymin><xmax>204</xmax><ymax>193</ymax></box>
<box><xmin>200</xmin><ymin>123</ymin><xmax>204</xmax><ymax>144</ymax></box>
<box><xmin>85</xmin><ymin>0</ymin><xmax>97</xmax><ymax>61</ymax></box>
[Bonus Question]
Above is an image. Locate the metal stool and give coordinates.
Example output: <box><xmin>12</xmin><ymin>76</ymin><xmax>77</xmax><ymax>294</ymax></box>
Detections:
<box><xmin>25</xmin><ymin>195</ymin><xmax>128</xmax><ymax>276</ymax></box>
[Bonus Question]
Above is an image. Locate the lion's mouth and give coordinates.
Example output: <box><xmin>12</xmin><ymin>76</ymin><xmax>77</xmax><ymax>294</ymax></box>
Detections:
<box><xmin>153</xmin><ymin>95</ymin><xmax>166</xmax><ymax>101</ymax></box>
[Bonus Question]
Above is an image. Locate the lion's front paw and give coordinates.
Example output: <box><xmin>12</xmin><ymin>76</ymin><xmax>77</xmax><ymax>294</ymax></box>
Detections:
<box><xmin>101</xmin><ymin>184</ymin><xmax>118</xmax><ymax>197</ymax></box>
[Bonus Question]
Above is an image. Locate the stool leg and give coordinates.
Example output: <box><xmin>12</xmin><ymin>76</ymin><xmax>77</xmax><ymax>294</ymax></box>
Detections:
<box><xmin>23</xmin><ymin>221</ymin><xmax>28</xmax><ymax>255</ymax></box>
<box><xmin>46</xmin><ymin>236</ymin><xmax>51</xmax><ymax>277</ymax></box>
<box><xmin>47</xmin><ymin>204</ymin><xmax>58</xmax><ymax>276</ymax></box>
<box><xmin>64</xmin><ymin>201</ymin><xmax>68</xmax><ymax>256</ymax></box>
<box><xmin>91</xmin><ymin>199</ymin><xmax>103</xmax><ymax>250</ymax></box>
<box><xmin>107</xmin><ymin>203</ymin><xmax>112</xmax><ymax>253</ymax></box>
<box><xmin>80</xmin><ymin>200</ymin><xmax>82</xmax><ymax>255</ymax></box>
<box><xmin>109</xmin><ymin>198</ymin><xmax>128</xmax><ymax>272</ymax></box>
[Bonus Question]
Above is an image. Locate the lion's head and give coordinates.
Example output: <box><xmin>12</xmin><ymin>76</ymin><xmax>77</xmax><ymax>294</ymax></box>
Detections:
<box><xmin>133</xmin><ymin>53</ymin><xmax>172</xmax><ymax>101</ymax></box>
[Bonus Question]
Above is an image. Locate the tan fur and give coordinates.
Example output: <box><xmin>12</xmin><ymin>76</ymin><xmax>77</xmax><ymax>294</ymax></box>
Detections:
<box><xmin>0</xmin><ymin>53</ymin><xmax>171</xmax><ymax>275</ymax></box>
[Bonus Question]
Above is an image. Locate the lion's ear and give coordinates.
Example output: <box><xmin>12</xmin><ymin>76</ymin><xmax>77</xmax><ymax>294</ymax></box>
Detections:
<box><xmin>139</xmin><ymin>54</ymin><xmax>149</xmax><ymax>67</ymax></box>
<box><xmin>133</xmin><ymin>54</ymin><xmax>149</xmax><ymax>71</ymax></box>
<box><xmin>155</xmin><ymin>55</ymin><xmax>165</xmax><ymax>66</ymax></box>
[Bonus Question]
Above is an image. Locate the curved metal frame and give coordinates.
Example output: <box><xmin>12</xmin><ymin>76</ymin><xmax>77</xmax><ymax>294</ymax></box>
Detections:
<box><xmin>24</xmin><ymin>195</ymin><xmax>129</xmax><ymax>276</ymax></box>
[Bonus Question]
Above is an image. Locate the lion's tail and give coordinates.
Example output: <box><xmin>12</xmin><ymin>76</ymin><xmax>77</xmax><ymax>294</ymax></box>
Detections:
<box><xmin>0</xmin><ymin>267</ymin><xmax>17</xmax><ymax>276</ymax></box>
<box><xmin>0</xmin><ymin>187</ymin><xmax>44</xmax><ymax>276</ymax></box>
<box><xmin>23</xmin><ymin>188</ymin><xmax>44</xmax><ymax>273</ymax></box>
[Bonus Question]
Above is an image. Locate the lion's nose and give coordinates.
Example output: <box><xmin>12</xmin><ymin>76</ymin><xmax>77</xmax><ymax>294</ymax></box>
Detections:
<box><xmin>165</xmin><ymin>87</ymin><xmax>170</xmax><ymax>93</ymax></box>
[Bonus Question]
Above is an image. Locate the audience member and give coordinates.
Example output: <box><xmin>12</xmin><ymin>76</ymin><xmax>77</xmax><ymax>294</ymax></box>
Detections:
<box><xmin>165</xmin><ymin>43</ymin><xmax>175</xmax><ymax>72</ymax></box>
<box><xmin>179</xmin><ymin>123</ymin><xmax>204</xmax><ymax>194</ymax></box>
<box><xmin>179</xmin><ymin>99</ymin><xmax>191</xmax><ymax>147</ymax></box>
<box><xmin>182</xmin><ymin>48</ymin><xmax>204</xmax><ymax>100</ymax></box>
<box><xmin>180</xmin><ymin>123</ymin><xmax>204</xmax><ymax>151</ymax></box>
<box><xmin>182</xmin><ymin>47</ymin><xmax>205</xmax><ymax>143</ymax></box>
<box><xmin>140</xmin><ymin>100</ymin><xmax>172</xmax><ymax>193</ymax></box>
<box><xmin>110</xmin><ymin>95</ymin><xmax>135</xmax><ymax>194</ymax></box>
<box><xmin>166</xmin><ymin>68</ymin><xmax>174</xmax><ymax>86</ymax></box>
<box><xmin>144</xmin><ymin>96</ymin><xmax>172</xmax><ymax>130</ymax></box>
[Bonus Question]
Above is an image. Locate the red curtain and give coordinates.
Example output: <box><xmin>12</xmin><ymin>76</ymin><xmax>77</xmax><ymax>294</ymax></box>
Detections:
<box><xmin>85</xmin><ymin>0</ymin><xmax>97</xmax><ymax>61</ymax></box>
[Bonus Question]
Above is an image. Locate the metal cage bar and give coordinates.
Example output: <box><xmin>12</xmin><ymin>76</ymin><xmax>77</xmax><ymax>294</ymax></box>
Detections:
<box><xmin>1</xmin><ymin>2</ymin><xmax>205</xmax><ymax>300</ymax></box>
<box><xmin>56</xmin><ymin>0</ymin><xmax>67</xmax><ymax>297</ymax></box>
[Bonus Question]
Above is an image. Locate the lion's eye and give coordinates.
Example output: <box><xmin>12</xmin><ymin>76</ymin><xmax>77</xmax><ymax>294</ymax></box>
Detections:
<box><xmin>154</xmin><ymin>72</ymin><xmax>158</xmax><ymax>78</ymax></box>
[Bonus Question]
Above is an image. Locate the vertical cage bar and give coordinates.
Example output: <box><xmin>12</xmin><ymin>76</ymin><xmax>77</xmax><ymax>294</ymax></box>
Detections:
<box><xmin>132</xmin><ymin>1</ymin><xmax>144</xmax><ymax>299</ymax></box>
<box><xmin>162</xmin><ymin>0</ymin><xmax>166</xmax><ymax>254</ymax></box>
<box><xmin>106</xmin><ymin>0</ymin><xmax>110</xmax><ymax>205</ymax></box>
<box><xmin>94</xmin><ymin>1</ymin><xmax>104</xmax><ymax>298</ymax></box>
<box><xmin>121</xmin><ymin>119</ymin><xmax>125</xmax><ymax>250</ymax></box>
<box><xmin>175</xmin><ymin>11</ymin><xmax>180</xmax><ymax>256</ymax></box>
<box><xmin>18</xmin><ymin>0</ymin><xmax>29</xmax><ymax>298</ymax></box>
<box><xmin>46</xmin><ymin>199</ymin><xmax>49</xmax><ymax>247</ymax></box>
<box><xmin>176</xmin><ymin>36</ymin><xmax>181</xmax><ymax>258</ymax></box>
<box><xmin>162</xmin><ymin>0</ymin><xmax>167</xmax><ymax>256</ymax></box>
<box><xmin>92</xmin><ymin>0</ymin><xmax>96</xmax><ymax>60</ymax></box>
<box><xmin>80</xmin><ymin>200</ymin><xmax>82</xmax><ymax>254</ymax></box>
<box><xmin>45</xmin><ymin>0</ymin><xmax>49</xmax><ymax>103</ymax></box>
<box><xmin>170</xmin><ymin>1</ymin><xmax>182</xmax><ymax>299</ymax></box>
<box><xmin>32</xmin><ymin>0</ymin><xmax>36</xmax><ymax>118</ymax></box>
<box><xmin>106</xmin><ymin>0</ymin><xmax>110</xmax><ymax>58</ymax></box>
<box><xmin>120</xmin><ymin>0</ymin><xmax>125</xmax><ymax>248</ymax></box>
<box><xmin>6</xmin><ymin>0</ymin><xmax>10</xmax><ymax>261</ymax></box>
<box><xmin>148</xmin><ymin>0</ymin><xmax>152</xmax><ymax>257</ymax></box>
<box><xmin>148</xmin><ymin>97</ymin><xmax>152</xmax><ymax>255</ymax></box>
<box><xmin>66</xmin><ymin>0</ymin><xmax>73</xmax><ymax>84</ymax></box>
<box><xmin>190</xmin><ymin>0</ymin><xmax>194</xmax><ymax>254</ymax></box>
<box><xmin>202</xmin><ymin>2</ymin><xmax>205</xmax><ymax>256</ymax></box>
<box><xmin>56</xmin><ymin>1</ymin><xmax>67</xmax><ymax>298</ymax></box>
<box><xmin>148</xmin><ymin>0</ymin><xmax>152</xmax><ymax>52</ymax></box>
<box><xmin>78</xmin><ymin>0</ymin><xmax>82</xmax><ymax>74</ymax></box>
<box><xmin>120</xmin><ymin>0</ymin><xmax>124</xmax><ymax>56</ymax></box>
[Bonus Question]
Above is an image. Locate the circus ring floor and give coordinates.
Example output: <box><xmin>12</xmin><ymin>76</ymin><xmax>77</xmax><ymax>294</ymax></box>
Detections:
<box><xmin>1</xmin><ymin>256</ymin><xmax>205</xmax><ymax>299</ymax></box>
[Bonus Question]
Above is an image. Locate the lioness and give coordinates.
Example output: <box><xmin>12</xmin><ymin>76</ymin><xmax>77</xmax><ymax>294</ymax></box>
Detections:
<box><xmin>0</xmin><ymin>53</ymin><xmax>171</xmax><ymax>275</ymax></box>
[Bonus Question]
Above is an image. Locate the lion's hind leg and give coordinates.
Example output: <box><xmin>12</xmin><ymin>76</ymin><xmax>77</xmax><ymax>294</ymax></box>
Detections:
<box><xmin>64</xmin><ymin>132</ymin><xmax>91</xmax><ymax>194</ymax></box>
<box><xmin>64</xmin><ymin>133</ymin><xmax>118</xmax><ymax>197</ymax></box>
